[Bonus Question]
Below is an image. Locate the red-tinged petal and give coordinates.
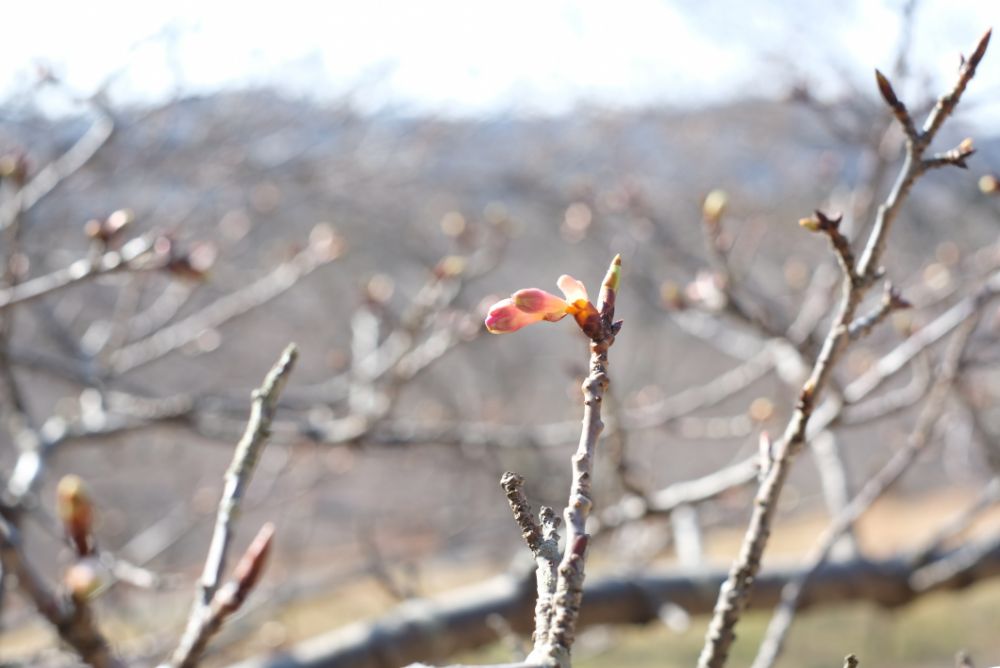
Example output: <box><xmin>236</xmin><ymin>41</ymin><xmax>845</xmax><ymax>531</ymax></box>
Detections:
<box><xmin>512</xmin><ymin>288</ymin><xmax>569</xmax><ymax>317</ymax></box>
<box><xmin>485</xmin><ymin>298</ymin><xmax>545</xmax><ymax>333</ymax></box>
<box><xmin>557</xmin><ymin>275</ymin><xmax>589</xmax><ymax>303</ymax></box>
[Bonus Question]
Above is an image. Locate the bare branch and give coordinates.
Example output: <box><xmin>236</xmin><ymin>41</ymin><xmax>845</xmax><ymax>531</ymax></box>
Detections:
<box><xmin>912</xmin><ymin>477</ymin><xmax>1000</xmax><ymax>566</ymax></box>
<box><xmin>0</xmin><ymin>235</ymin><xmax>163</xmax><ymax>311</ymax></box>
<box><xmin>168</xmin><ymin>344</ymin><xmax>298</xmax><ymax>668</ymax></box>
<box><xmin>696</xmin><ymin>32</ymin><xmax>989</xmax><ymax>668</ymax></box>
<box><xmin>846</xmin><ymin>282</ymin><xmax>910</xmax><ymax>341</ymax></box>
<box><xmin>542</xmin><ymin>255</ymin><xmax>620</xmax><ymax>666</ymax></box>
<box><xmin>0</xmin><ymin>109</ymin><xmax>114</xmax><ymax>232</ymax></box>
<box><xmin>595</xmin><ymin>456</ymin><xmax>759</xmax><ymax>532</ymax></box>
<box><xmin>110</xmin><ymin>243</ymin><xmax>337</xmax><ymax>374</ymax></box>
<box><xmin>500</xmin><ymin>473</ymin><xmax>561</xmax><ymax>651</ymax></box>
<box><xmin>750</xmin><ymin>310</ymin><xmax>981</xmax><ymax>668</ymax></box>
<box><xmin>0</xmin><ymin>516</ymin><xmax>123</xmax><ymax>668</ymax></box>
<box><xmin>227</xmin><ymin>536</ymin><xmax>1000</xmax><ymax>668</ymax></box>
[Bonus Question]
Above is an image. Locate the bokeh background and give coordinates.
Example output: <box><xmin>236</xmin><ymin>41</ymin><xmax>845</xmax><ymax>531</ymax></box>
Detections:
<box><xmin>2</xmin><ymin>2</ymin><xmax>1000</xmax><ymax>667</ymax></box>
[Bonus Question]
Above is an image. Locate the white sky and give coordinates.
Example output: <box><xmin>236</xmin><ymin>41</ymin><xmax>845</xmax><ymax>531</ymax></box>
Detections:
<box><xmin>3</xmin><ymin>1</ymin><xmax>997</xmax><ymax>120</ymax></box>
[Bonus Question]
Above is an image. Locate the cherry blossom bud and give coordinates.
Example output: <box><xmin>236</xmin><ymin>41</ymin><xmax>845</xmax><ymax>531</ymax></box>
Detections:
<box><xmin>512</xmin><ymin>288</ymin><xmax>570</xmax><ymax>321</ymax></box>
<box><xmin>485</xmin><ymin>298</ymin><xmax>546</xmax><ymax>333</ymax></box>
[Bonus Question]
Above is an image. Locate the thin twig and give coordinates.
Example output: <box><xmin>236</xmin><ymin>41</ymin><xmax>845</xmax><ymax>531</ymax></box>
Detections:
<box><xmin>110</xmin><ymin>244</ymin><xmax>335</xmax><ymax>374</ymax></box>
<box><xmin>0</xmin><ymin>516</ymin><xmax>123</xmax><ymax>668</ymax></box>
<box><xmin>595</xmin><ymin>456</ymin><xmax>759</xmax><ymax>532</ymax></box>
<box><xmin>911</xmin><ymin>477</ymin><xmax>1000</xmax><ymax>566</ymax></box>
<box><xmin>500</xmin><ymin>473</ymin><xmax>560</xmax><ymax>652</ymax></box>
<box><xmin>0</xmin><ymin>109</ymin><xmax>114</xmax><ymax>232</ymax></box>
<box><xmin>0</xmin><ymin>235</ymin><xmax>163</xmax><ymax>311</ymax></box>
<box><xmin>750</xmin><ymin>310</ymin><xmax>981</xmax><ymax>668</ymax></box>
<box><xmin>167</xmin><ymin>344</ymin><xmax>297</xmax><ymax>668</ymax></box>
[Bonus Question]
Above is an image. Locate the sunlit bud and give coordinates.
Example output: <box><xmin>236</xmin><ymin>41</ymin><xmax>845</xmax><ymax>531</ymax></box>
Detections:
<box><xmin>798</xmin><ymin>216</ymin><xmax>822</xmax><ymax>232</ymax></box>
<box><xmin>979</xmin><ymin>175</ymin><xmax>1000</xmax><ymax>195</ymax></box>
<box><xmin>64</xmin><ymin>558</ymin><xmax>104</xmax><ymax>600</ymax></box>
<box><xmin>57</xmin><ymin>475</ymin><xmax>94</xmax><ymax>557</ymax></box>
<box><xmin>168</xmin><ymin>241</ymin><xmax>218</xmax><ymax>281</ymax></box>
<box><xmin>0</xmin><ymin>151</ymin><xmax>29</xmax><ymax>187</ymax></box>
<box><xmin>485</xmin><ymin>298</ymin><xmax>546</xmax><ymax>333</ymax></box>
<box><xmin>484</xmin><ymin>263</ymin><xmax>619</xmax><ymax>340</ymax></box>
<box><xmin>598</xmin><ymin>254</ymin><xmax>622</xmax><ymax>315</ymax></box>
<box><xmin>512</xmin><ymin>288</ymin><xmax>570</xmax><ymax>321</ymax></box>
<box><xmin>557</xmin><ymin>275</ymin><xmax>589</xmax><ymax>304</ymax></box>
<box><xmin>703</xmin><ymin>189</ymin><xmax>728</xmax><ymax>224</ymax></box>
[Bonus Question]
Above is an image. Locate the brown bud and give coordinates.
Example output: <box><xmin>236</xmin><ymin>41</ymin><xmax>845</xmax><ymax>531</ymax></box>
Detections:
<box><xmin>0</xmin><ymin>152</ymin><xmax>30</xmax><ymax>187</ymax></box>
<box><xmin>968</xmin><ymin>28</ymin><xmax>992</xmax><ymax>70</ymax></box>
<box><xmin>874</xmin><ymin>69</ymin><xmax>900</xmax><ymax>108</ymax></box>
<box><xmin>168</xmin><ymin>241</ymin><xmax>217</xmax><ymax>281</ymax></box>
<box><xmin>232</xmin><ymin>523</ymin><xmax>275</xmax><ymax>596</ymax></box>
<box><xmin>57</xmin><ymin>475</ymin><xmax>94</xmax><ymax>556</ymax></box>
<box><xmin>85</xmin><ymin>209</ymin><xmax>134</xmax><ymax>246</ymax></box>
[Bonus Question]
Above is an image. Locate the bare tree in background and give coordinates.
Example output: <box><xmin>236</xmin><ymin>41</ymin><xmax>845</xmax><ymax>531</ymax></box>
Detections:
<box><xmin>0</xmin><ymin>19</ymin><xmax>998</xmax><ymax>668</ymax></box>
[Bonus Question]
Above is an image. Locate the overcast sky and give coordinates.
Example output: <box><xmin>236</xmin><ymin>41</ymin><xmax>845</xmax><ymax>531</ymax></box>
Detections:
<box><xmin>4</xmin><ymin>1</ymin><xmax>997</xmax><ymax>122</ymax></box>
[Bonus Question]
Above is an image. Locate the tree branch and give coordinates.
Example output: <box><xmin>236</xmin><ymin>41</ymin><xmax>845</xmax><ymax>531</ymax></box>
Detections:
<box><xmin>167</xmin><ymin>344</ymin><xmax>298</xmax><ymax>668</ymax></box>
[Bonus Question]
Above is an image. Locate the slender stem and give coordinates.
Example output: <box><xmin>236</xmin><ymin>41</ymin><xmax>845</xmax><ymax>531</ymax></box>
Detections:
<box><xmin>751</xmin><ymin>311</ymin><xmax>981</xmax><ymax>668</ymax></box>
<box><xmin>0</xmin><ymin>517</ymin><xmax>123</xmax><ymax>668</ymax></box>
<box><xmin>168</xmin><ymin>344</ymin><xmax>297</xmax><ymax>668</ymax></box>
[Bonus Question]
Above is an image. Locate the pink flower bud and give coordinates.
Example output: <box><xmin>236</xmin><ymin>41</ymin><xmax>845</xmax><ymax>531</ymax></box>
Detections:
<box><xmin>484</xmin><ymin>273</ymin><xmax>599</xmax><ymax>335</ymax></box>
<box><xmin>485</xmin><ymin>298</ymin><xmax>546</xmax><ymax>333</ymax></box>
<box><xmin>557</xmin><ymin>275</ymin><xmax>589</xmax><ymax>304</ymax></box>
<box><xmin>512</xmin><ymin>288</ymin><xmax>570</xmax><ymax>322</ymax></box>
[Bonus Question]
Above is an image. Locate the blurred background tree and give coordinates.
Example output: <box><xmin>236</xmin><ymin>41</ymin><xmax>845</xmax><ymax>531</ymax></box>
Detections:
<box><xmin>1</xmin><ymin>2</ymin><xmax>999</xmax><ymax>667</ymax></box>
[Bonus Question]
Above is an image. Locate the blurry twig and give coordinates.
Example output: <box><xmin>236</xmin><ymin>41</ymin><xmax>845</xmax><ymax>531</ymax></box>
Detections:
<box><xmin>0</xmin><ymin>516</ymin><xmax>123</xmax><ymax>668</ymax></box>
<box><xmin>750</xmin><ymin>307</ymin><xmax>981</xmax><ymax>668</ymax></box>
<box><xmin>0</xmin><ymin>234</ymin><xmax>165</xmax><ymax>311</ymax></box>
<box><xmin>912</xmin><ymin>477</ymin><xmax>1000</xmax><ymax>566</ymax></box>
<box><xmin>595</xmin><ymin>456</ymin><xmax>758</xmax><ymax>533</ymax></box>
<box><xmin>500</xmin><ymin>472</ymin><xmax>560</xmax><ymax>653</ymax></box>
<box><xmin>0</xmin><ymin>106</ymin><xmax>114</xmax><ymax>232</ymax></box>
<box><xmin>167</xmin><ymin>344</ymin><xmax>297</xmax><ymax>668</ymax></box>
<box><xmin>111</xmin><ymin>242</ymin><xmax>337</xmax><ymax>374</ymax></box>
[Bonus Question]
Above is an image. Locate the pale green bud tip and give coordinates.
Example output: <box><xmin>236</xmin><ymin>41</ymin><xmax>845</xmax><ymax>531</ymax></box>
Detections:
<box><xmin>798</xmin><ymin>217</ymin><xmax>822</xmax><ymax>232</ymax></box>
<box><xmin>603</xmin><ymin>254</ymin><xmax>622</xmax><ymax>293</ymax></box>
<box><xmin>703</xmin><ymin>189</ymin><xmax>728</xmax><ymax>222</ymax></box>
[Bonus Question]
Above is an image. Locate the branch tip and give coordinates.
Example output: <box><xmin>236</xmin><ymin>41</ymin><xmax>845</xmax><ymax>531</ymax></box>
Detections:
<box><xmin>874</xmin><ymin>69</ymin><xmax>900</xmax><ymax>108</ymax></box>
<box><xmin>968</xmin><ymin>28</ymin><xmax>992</xmax><ymax>70</ymax></box>
<box><xmin>231</xmin><ymin>522</ymin><xmax>275</xmax><ymax>595</ymax></box>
